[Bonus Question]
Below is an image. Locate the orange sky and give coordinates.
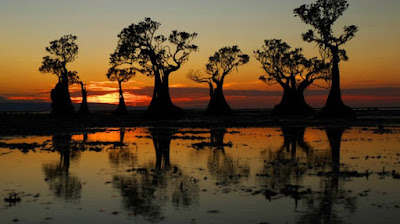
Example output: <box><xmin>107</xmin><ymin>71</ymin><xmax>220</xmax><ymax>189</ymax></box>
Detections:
<box><xmin>0</xmin><ymin>0</ymin><xmax>399</xmax><ymax>108</ymax></box>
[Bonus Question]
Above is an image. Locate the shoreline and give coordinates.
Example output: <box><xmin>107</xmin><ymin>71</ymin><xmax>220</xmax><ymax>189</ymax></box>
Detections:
<box><xmin>1</xmin><ymin>109</ymin><xmax>400</xmax><ymax>136</ymax></box>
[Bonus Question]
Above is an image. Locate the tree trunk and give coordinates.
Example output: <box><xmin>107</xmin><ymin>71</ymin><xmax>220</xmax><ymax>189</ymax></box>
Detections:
<box><xmin>78</xmin><ymin>83</ymin><xmax>89</xmax><ymax>114</ymax></box>
<box><xmin>146</xmin><ymin>72</ymin><xmax>182</xmax><ymax>116</ymax></box>
<box><xmin>51</xmin><ymin>71</ymin><xmax>74</xmax><ymax>115</ymax></box>
<box><xmin>205</xmin><ymin>82</ymin><xmax>232</xmax><ymax>115</ymax></box>
<box><xmin>208</xmin><ymin>82</ymin><xmax>214</xmax><ymax>97</ymax></box>
<box><xmin>272</xmin><ymin>87</ymin><xmax>313</xmax><ymax>116</ymax></box>
<box><xmin>115</xmin><ymin>81</ymin><xmax>127</xmax><ymax>114</ymax></box>
<box><xmin>321</xmin><ymin>47</ymin><xmax>353</xmax><ymax>117</ymax></box>
<box><xmin>147</xmin><ymin>72</ymin><xmax>162</xmax><ymax>111</ymax></box>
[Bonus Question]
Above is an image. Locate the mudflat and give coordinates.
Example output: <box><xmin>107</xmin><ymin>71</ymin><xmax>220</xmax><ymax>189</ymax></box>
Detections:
<box><xmin>0</xmin><ymin>109</ymin><xmax>399</xmax><ymax>136</ymax></box>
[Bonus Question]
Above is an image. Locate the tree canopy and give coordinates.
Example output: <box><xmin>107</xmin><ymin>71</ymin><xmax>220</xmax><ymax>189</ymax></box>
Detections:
<box><xmin>67</xmin><ymin>71</ymin><xmax>80</xmax><ymax>85</ymax></box>
<box><xmin>188</xmin><ymin>46</ymin><xmax>249</xmax><ymax>88</ymax></box>
<box><xmin>39</xmin><ymin>34</ymin><xmax>79</xmax><ymax>83</ymax></box>
<box><xmin>294</xmin><ymin>0</ymin><xmax>358</xmax><ymax>61</ymax></box>
<box><xmin>110</xmin><ymin>18</ymin><xmax>198</xmax><ymax>79</ymax></box>
<box><xmin>255</xmin><ymin>39</ymin><xmax>329</xmax><ymax>91</ymax></box>
<box><xmin>106</xmin><ymin>66</ymin><xmax>135</xmax><ymax>84</ymax></box>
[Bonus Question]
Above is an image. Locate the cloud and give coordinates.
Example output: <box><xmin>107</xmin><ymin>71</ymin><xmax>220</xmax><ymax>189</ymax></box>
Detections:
<box><xmin>7</xmin><ymin>96</ymin><xmax>49</xmax><ymax>101</ymax></box>
<box><xmin>169</xmin><ymin>83</ymin><xmax>188</xmax><ymax>88</ymax></box>
<box><xmin>341</xmin><ymin>88</ymin><xmax>400</xmax><ymax>97</ymax></box>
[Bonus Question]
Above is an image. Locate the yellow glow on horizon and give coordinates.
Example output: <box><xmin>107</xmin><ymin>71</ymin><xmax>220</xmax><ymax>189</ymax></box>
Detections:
<box><xmin>71</xmin><ymin>92</ymin><xmax>151</xmax><ymax>105</ymax></box>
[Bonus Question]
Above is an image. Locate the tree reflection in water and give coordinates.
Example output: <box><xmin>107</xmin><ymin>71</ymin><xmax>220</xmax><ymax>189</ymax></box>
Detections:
<box><xmin>296</xmin><ymin>127</ymin><xmax>357</xmax><ymax>224</ymax></box>
<box><xmin>108</xmin><ymin>128</ymin><xmax>137</xmax><ymax>167</ymax></box>
<box><xmin>112</xmin><ymin>128</ymin><xmax>199</xmax><ymax>222</ymax></box>
<box><xmin>257</xmin><ymin>126</ymin><xmax>314</xmax><ymax>202</ymax></box>
<box><xmin>42</xmin><ymin>133</ymin><xmax>82</xmax><ymax>201</ymax></box>
<box><xmin>193</xmin><ymin>128</ymin><xmax>250</xmax><ymax>186</ymax></box>
<box><xmin>256</xmin><ymin>126</ymin><xmax>357</xmax><ymax>223</ymax></box>
<box><xmin>37</xmin><ymin>127</ymin><xmax>359</xmax><ymax>222</ymax></box>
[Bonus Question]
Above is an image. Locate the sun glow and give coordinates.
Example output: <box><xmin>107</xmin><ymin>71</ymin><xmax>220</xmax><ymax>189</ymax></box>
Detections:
<box><xmin>71</xmin><ymin>92</ymin><xmax>151</xmax><ymax>106</ymax></box>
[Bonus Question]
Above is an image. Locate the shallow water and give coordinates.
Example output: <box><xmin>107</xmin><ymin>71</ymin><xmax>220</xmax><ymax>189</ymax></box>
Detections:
<box><xmin>1</xmin><ymin>127</ymin><xmax>400</xmax><ymax>224</ymax></box>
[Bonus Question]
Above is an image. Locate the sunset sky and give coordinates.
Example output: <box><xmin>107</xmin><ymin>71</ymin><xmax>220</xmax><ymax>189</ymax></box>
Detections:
<box><xmin>0</xmin><ymin>0</ymin><xmax>399</xmax><ymax>109</ymax></box>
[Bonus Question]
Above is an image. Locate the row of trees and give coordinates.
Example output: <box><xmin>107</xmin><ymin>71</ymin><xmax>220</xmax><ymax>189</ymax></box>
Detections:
<box><xmin>40</xmin><ymin>0</ymin><xmax>357</xmax><ymax>117</ymax></box>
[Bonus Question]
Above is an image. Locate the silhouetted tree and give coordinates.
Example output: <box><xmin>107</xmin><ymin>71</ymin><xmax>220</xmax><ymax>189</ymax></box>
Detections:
<box><xmin>68</xmin><ymin>73</ymin><xmax>89</xmax><ymax>114</ymax></box>
<box><xmin>39</xmin><ymin>35</ymin><xmax>78</xmax><ymax>115</ymax></box>
<box><xmin>187</xmin><ymin>46</ymin><xmax>249</xmax><ymax>115</ymax></box>
<box><xmin>66</xmin><ymin>71</ymin><xmax>79</xmax><ymax>85</ymax></box>
<box><xmin>106</xmin><ymin>66</ymin><xmax>134</xmax><ymax>114</ymax></box>
<box><xmin>77</xmin><ymin>81</ymin><xmax>89</xmax><ymax>114</ymax></box>
<box><xmin>110</xmin><ymin>18</ymin><xmax>198</xmax><ymax>116</ymax></box>
<box><xmin>255</xmin><ymin>39</ymin><xmax>329</xmax><ymax>115</ymax></box>
<box><xmin>294</xmin><ymin>0</ymin><xmax>358</xmax><ymax>117</ymax></box>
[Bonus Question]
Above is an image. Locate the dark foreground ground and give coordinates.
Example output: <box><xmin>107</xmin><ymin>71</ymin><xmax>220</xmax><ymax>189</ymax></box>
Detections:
<box><xmin>1</xmin><ymin>108</ymin><xmax>400</xmax><ymax>136</ymax></box>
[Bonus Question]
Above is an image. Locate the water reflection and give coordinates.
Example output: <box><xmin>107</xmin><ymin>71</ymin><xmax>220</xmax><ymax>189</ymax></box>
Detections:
<box><xmin>1</xmin><ymin>127</ymin><xmax>400</xmax><ymax>223</ymax></box>
<box><xmin>194</xmin><ymin>128</ymin><xmax>250</xmax><ymax>186</ymax></box>
<box><xmin>151</xmin><ymin>128</ymin><xmax>175</xmax><ymax>170</ymax></box>
<box><xmin>297</xmin><ymin>127</ymin><xmax>356</xmax><ymax>224</ymax></box>
<box><xmin>256</xmin><ymin>127</ymin><xmax>314</xmax><ymax>202</ymax></box>
<box><xmin>42</xmin><ymin>133</ymin><xmax>82</xmax><ymax>201</ymax></box>
<box><xmin>326</xmin><ymin>127</ymin><xmax>345</xmax><ymax>175</ymax></box>
<box><xmin>108</xmin><ymin>128</ymin><xmax>137</xmax><ymax>167</ymax></box>
<box><xmin>112</xmin><ymin>128</ymin><xmax>199</xmax><ymax>222</ymax></box>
